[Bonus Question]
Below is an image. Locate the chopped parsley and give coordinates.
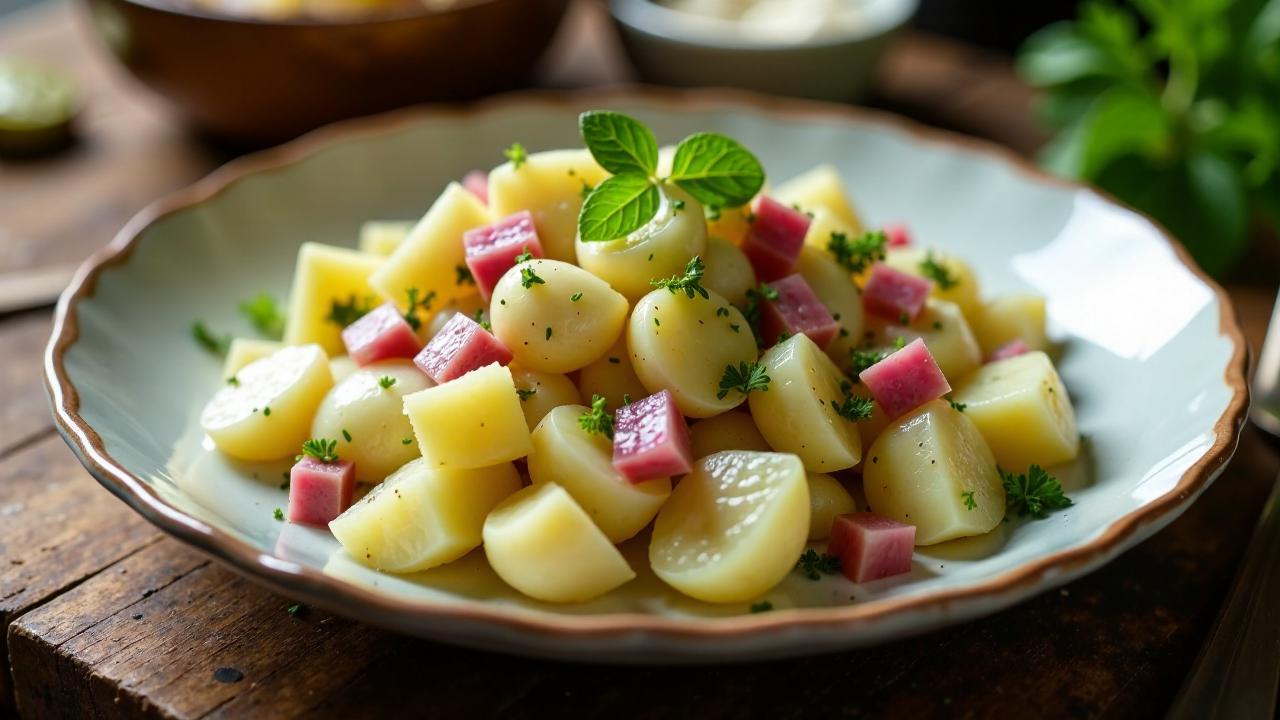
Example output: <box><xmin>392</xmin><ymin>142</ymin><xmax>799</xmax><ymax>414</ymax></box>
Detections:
<box><xmin>650</xmin><ymin>255</ymin><xmax>709</xmax><ymax>299</ymax></box>
<box><xmin>402</xmin><ymin>287</ymin><xmax>436</xmax><ymax>331</ymax></box>
<box><xmin>1002</xmin><ymin>465</ymin><xmax>1072</xmax><ymax>519</ymax></box>
<box><xmin>456</xmin><ymin>264</ymin><xmax>475</xmax><ymax>286</ymax></box>
<box><xmin>851</xmin><ymin>348</ymin><xmax>886</xmax><ymax>375</ymax></box>
<box><xmin>749</xmin><ymin>601</ymin><xmax>774</xmax><ymax>613</ymax></box>
<box><xmin>378</xmin><ymin>376</ymin><xmax>397</xmax><ymax>389</ymax></box>
<box><xmin>341</xmin><ymin>428</ymin><xmax>352</xmax><ymax>443</ymax></box>
<box><xmin>893</xmin><ymin>336</ymin><xmax>907</xmax><ymax>350</ymax></box>
<box><xmin>796</xmin><ymin>549</ymin><xmax>841</xmax><ymax>580</ymax></box>
<box><xmin>504</xmin><ymin>142</ymin><xmax>527</xmax><ymax>168</ymax></box>
<box><xmin>516</xmin><ymin>387</ymin><xmax>537</xmax><ymax>402</ymax></box>
<box><xmin>263</xmin><ymin>406</ymin><xmax>272</xmax><ymax>417</ymax></box>
<box><xmin>962</xmin><ymin>490</ymin><xmax>977</xmax><ymax>510</ymax></box>
<box><xmin>238</xmin><ymin>293</ymin><xmax>285</xmax><ymax>339</ymax></box>
<box><xmin>273</xmin><ymin>508</ymin><xmax>284</xmax><ymax>521</ymax></box>
<box><xmin>514</xmin><ymin>247</ymin><xmax>534</xmax><ymax>264</ymax></box>
<box><xmin>226</xmin><ymin>375</ymin><xmax>240</xmax><ymax>387</ymax></box>
<box><xmin>520</xmin><ymin>265</ymin><xmax>545</xmax><ymax>289</ymax></box>
<box><xmin>716</xmin><ymin>307</ymin><xmax>730</xmax><ymax>317</ymax></box>
<box><xmin>672</xmin><ymin>199</ymin><xmax>686</xmax><ymax>213</ymax></box>
<box><xmin>571</xmin><ymin>292</ymin><xmax>583</xmax><ymax>302</ymax></box>
<box><xmin>832</xmin><ymin>394</ymin><xmax>875</xmax><ymax>422</ymax></box>
<box><xmin>919</xmin><ymin>251</ymin><xmax>958</xmax><ymax>289</ymax></box>
<box><xmin>473</xmin><ymin>309</ymin><xmax>491</xmax><ymax>331</ymax></box>
<box><xmin>826</xmin><ymin>230</ymin><xmax>887</xmax><ymax>274</ymax></box>
<box><xmin>948</xmin><ymin>398</ymin><xmax>967</xmax><ymax>412</ymax></box>
<box><xmin>717</xmin><ymin>361</ymin><xmax>770</xmax><ymax>400</ymax></box>
<box><xmin>545</xmin><ymin>326</ymin><xmax>554</xmax><ymax>340</ymax></box>
<box><xmin>401</xmin><ymin>437</ymin><xmax>414</xmax><ymax>445</ymax></box>
<box><xmin>326</xmin><ymin>294</ymin><xmax>376</xmax><ymax>328</ymax></box>
<box><xmin>742</xmin><ymin>283</ymin><xmax>780</xmax><ymax>340</ymax></box>
<box><xmin>298</xmin><ymin>438</ymin><xmax>339</xmax><ymax>464</ymax></box>
<box><xmin>578</xmin><ymin>394</ymin><xmax>614</xmax><ymax>439</ymax></box>
<box><xmin>191</xmin><ymin>321</ymin><xmax>230</xmax><ymax>355</ymax></box>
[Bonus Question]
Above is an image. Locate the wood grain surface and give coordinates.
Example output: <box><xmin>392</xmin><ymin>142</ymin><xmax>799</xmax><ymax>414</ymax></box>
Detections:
<box><xmin>1</xmin><ymin>1</ymin><xmax>1277</xmax><ymax>718</ymax></box>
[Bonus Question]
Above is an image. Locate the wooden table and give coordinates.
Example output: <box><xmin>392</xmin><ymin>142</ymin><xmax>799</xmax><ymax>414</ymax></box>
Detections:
<box><xmin>2</xmin><ymin>2</ymin><xmax>1277</xmax><ymax>717</ymax></box>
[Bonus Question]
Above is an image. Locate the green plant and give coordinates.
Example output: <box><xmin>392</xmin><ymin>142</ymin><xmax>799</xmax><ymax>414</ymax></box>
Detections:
<box><xmin>1017</xmin><ymin>0</ymin><xmax>1280</xmax><ymax>276</ymax></box>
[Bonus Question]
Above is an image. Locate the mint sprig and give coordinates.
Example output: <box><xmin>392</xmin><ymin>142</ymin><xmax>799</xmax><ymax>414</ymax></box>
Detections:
<box><xmin>577</xmin><ymin>110</ymin><xmax>765</xmax><ymax>243</ymax></box>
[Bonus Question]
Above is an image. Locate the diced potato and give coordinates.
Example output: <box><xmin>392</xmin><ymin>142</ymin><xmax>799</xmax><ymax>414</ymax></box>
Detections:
<box><xmin>489</xmin><ymin>259</ymin><xmax>629</xmax><ymax>373</ymax></box>
<box><xmin>707</xmin><ymin>206</ymin><xmax>754</xmax><ymax>246</ymax></box>
<box><xmin>368</xmin><ymin>183</ymin><xmax>489</xmax><ymax>320</ymax></box>
<box><xmin>701</xmin><ymin>236</ymin><xmax>757</xmax><ymax>306</ymax></box>
<box><xmin>749</xmin><ymin>334</ymin><xmax>862</xmax><ymax>472</ymax></box>
<box><xmin>689</xmin><ymin>411</ymin><xmax>771</xmax><ymax>459</ymax></box>
<box><xmin>774</xmin><ymin>165</ymin><xmax>865</xmax><ymax>232</ymax></box>
<box><xmin>875</xmin><ymin>298</ymin><xmax>981</xmax><ymax>382</ymax></box>
<box><xmin>793</xmin><ymin>245</ymin><xmax>865</xmax><ymax>369</ymax></box>
<box><xmin>200</xmin><ymin>344</ymin><xmax>333</xmax><ymax>461</ymax></box>
<box><xmin>628</xmin><ymin>288</ymin><xmax>757</xmax><ymax>418</ymax></box>
<box><xmin>576</xmin><ymin>337</ymin><xmax>650</xmax><ymax>410</ymax></box>
<box><xmin>800</xmin><ymin>207</ymin><xmax>861</xmax><ymax>257</ymax></box>
<box><xmin>951</xmin><ymin>351</ymin><xmax>1078</xmax><ymax>469</ymax></box>
<box><xmin>222</xmin><ymin>338</ymin><xmax>284</xmax><ymax>379</ymax></box>
<box><xmin>358</xmin><ymin>220</ymin><xmax>414</xmax><ymax>257</ymax></box>
<box><xmin>883</xmin><ymin>247</ymin><xmax>981</xmax><ymax>321</ymax></box>
<box><xmin>310</xmin><ymin>362</ymin><xmax>431</xmax><ymax>484</ymax></box>
<box><xmin>283</xmin><ymin>243</ymin><xmax>384</xmax><ymax>355</ymax></box>
<box><xmin>576</xmin><ymin>185</ymin><xmax>708</xmax><ymax>302</ymax></box>
<box><xmin>510</xmin><ymin>366</ymin><xmax>581</xmax><ymax>430</ymax></box>
<box><xmin>971</xmin><ymin>295</ymin><xmax>1049</xmax><ymax>356</ymax></box>
<box><xmin>527</xmin><ymin>405</ymin><xmax>671</xmax><ymax>542</ymax></box>
<box><xmin>650</xmin><ymin>451</ymin><xmax>810</xmax><ymax>602</ymax></box>
<box><xmin>330</xmin><ymin>458</ymin><xmax>520</xmax><ymax>573</ymax></box>
<box><xmin>402</xmin><ymin>363</ymin><xmax>531</xmax><ymax>468</ymax></box>
<box><xmin>488</xmin><ymin>149</ymin><xmax>608</xmax><ymax>262</ymax></box>
<box><xmin>808</xmin><ymin>472</ymin><xmax>856</xmax><ymax>540</ymax></box>
<box><xmin>863</xmin><ymin>400</ymin><xmax>1005</xmax><ymax>545</ymax></box>
<box><xmin>483</xmin><ymin>483</ymin><xmax>635</xmax><ymax>603</ymax></box>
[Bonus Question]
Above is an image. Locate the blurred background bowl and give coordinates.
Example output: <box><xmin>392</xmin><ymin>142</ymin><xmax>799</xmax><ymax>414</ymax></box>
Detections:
<box><xmin>81</xmin><ymin>0</ymin><xmax>571</xmax><ymax>146</ymax></box>
<box><xmin>608</xmin><ymin>0</ymin><xmax>917</xmax><ymax>103</ymax></box>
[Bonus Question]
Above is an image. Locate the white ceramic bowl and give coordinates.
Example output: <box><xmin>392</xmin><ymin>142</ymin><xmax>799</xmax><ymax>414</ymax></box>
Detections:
<box><xmin>46</xmin><ymin>89</ymin><xmax>1248</xmax><ymax>663</ymax></box>
<box><xmin>608</xmin><ymin>0</ymin><xmax>918</xmax><ymax>102</ymax></box>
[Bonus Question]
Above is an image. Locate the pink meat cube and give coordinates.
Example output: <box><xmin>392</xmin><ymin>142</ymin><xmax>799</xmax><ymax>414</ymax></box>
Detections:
<box><xmin>758</xmin><ymin>274</ymin><xmax>839</xmax><ymax>349</ymax></box>
<box><xmin>828</xmin><ymin>513</ymin><xmax>916</xmax><ymax>583</ymax></box>
<box><xmin>414</xmin><ymin>312</ymin><xmax>513</xmax><ymax>383</ymax></box>
<box><xmin>612</xmin><ymin>390</ymin><xmax>693</xmax><ymax>483</ymax></box>
<box><xmin>341</xmin><ymin>302</ymin><xmax>422</xmax><ymax>366</ymax></box>
<box><xmin>885</xmin><ymin>223</ymin><xmax>912</xmax><ymax>248</ymax></box>
<box><xmin>742</xmin><ymin>196</ymin><xmax>811</xmax><ymax>281</ymax></box>
<box><xmin>858</xmin><ymin>338</ymin><xmax>951</xmax><ymax>419</ymax></box>
<box><xmin>862</xmin><ymin>263</ymin><xmax>933</xmax><ymax>323</ymax></box>
<box><xmin>287</xmin><ymin>457</ymin><xmax>356</xmax><ymax>527</ymax></box>
<box><xmin>988</xmin><ymin>339</ymin><xmax>1031</xmax><ymax>363</ymax></box>
<box><xmin>462</xmin><ymin>169</ymin><xmax>489</xmax><ymax>204</ymax></box>
<box><xmin>463</xmin><ymin>210</ymin><xmax>544</xmax><ymax>301</ymax></box>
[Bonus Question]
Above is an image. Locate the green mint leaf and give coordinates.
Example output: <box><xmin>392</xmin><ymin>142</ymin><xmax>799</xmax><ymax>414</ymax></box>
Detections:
<box><xmin>578</xmin><ymin>173</ymin><xmax>662</xmax><ymax>242</ymax></box>
<box><xmin>579</xmin><ymin>111</ymin><xmax>659</xmax><ymax>176</ymax></box>
<box><xmin>668</xmin><ymin>132</ymin><xmax>765</xmax><ymax>209</ymax></box>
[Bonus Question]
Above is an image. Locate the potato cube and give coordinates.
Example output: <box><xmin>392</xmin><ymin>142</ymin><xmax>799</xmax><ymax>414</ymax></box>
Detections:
<box><xmin>358</xmin><ymin>220</ymin><xmax>414</xmax><ymax>257</ymax></box>
<box><xmin>951</xmin><ymin>351</ymin><xmax>1079</xmax><ymax>470</ymax></box>
<box><xmin>971</xmin><ymin>295</ymin><xmax>1049</xmax><ymax>357</ymax></box>
<box><xmin>774</xmin><ymin>165</ymin><xmax>865</xmax><ymax>232</ymax></box>
<box><xmin>402</xmin><ymin>363</ymin><xmax>531</xmax><ymax>468</ymax></box>
<box><xmin>283</xmin><ymin>243</ymin><xmax>384</xmax><ymax>355</ymax></box>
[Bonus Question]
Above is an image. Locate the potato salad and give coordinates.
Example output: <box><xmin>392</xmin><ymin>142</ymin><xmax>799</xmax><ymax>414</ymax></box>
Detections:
<box><xmin>196</xmin><ymin>111</ymin><xmax>1079</xmax><ymax>606</ymax></box>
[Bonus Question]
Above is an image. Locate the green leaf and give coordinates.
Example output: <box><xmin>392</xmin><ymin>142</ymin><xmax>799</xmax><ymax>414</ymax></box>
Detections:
<box><xmin>1079</xmin><ymin>88</ymin><xmax>1171</xmax><ymax>177</ymax></box>
<box><xmin>579</xmin><ymin>111</ymin><xmax>658</xmax><ymax>176</ymax></box>
<box><xmin>1018</xmin><ymin>22</ymin><xmax>1117</xmax><ymax>87</ymax></box>
<box><xmin>578</xmin><ymin>174</ymin><xmax>661</xmax><ymax>242</ymax></box>
<box><xmin>668</xmin><ymin>132</ymin><xmax>765</xmax><ymax>209</ymax></box>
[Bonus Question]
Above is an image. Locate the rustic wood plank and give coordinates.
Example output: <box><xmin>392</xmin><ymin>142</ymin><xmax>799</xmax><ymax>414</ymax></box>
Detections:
<box><xmin>0</xmin><ymin>434</ymin><xmax>160</xmax><ymax>709</ymax></box>
<box><xmin>0</xmin><ymin>312</ymin><xmax>57</xmax><ymax>458</ymax></box>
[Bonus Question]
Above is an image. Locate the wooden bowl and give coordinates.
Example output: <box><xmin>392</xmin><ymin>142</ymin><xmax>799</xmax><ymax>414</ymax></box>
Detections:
<box><xmin>81</xmin><ymin>0</ymin><xmax>571</xmax><ymax>145</ymax></box>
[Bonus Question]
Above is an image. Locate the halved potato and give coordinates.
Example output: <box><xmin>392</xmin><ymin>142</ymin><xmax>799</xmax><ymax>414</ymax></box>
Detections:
<box><xmin>688</xmin><ymin>411</ymin><xmax>771</xmax><ymax>459</ymax></box>
<box><xmin>310</xmin><ymin>362</ymin><xmax>431</xmax><ymax>483</ymax></box>
<box><xmin>483</xmin><ymin>482</ymin><xmax>635</xmax><ymax>603</ymax></box>
<box><xmin>650</xmin><ymin>450</ymin><xmax>809</xmax><ymax>603</ymax></box>
<box><xmin>200</xmin><ymin>344</ymin><xmax>333</xmax><ymax>461</ymax></box>
<box><xmin>576</xmin><ymin>337</ymin><xmax>650</xmax><ymax>410</ymax></box>
<box><xmin>807</xmin><ymin>472</ymin><xmax>856</xmax><ymax>540</ymax></box>
<box><xmin>330</xmin><ymin>458</ymin><xmax>520</xmax><ymax>573</ymax></box>
<box><xmin>402</xmin><ymin>363</ymin><xmax>531</xmax><ymax>469</ymax></box>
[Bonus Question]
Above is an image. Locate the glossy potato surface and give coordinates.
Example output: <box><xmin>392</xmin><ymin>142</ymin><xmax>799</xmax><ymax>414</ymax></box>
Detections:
<box><xmin>311</xmin><ymin>362</ymin><xmax>431</xmax><ymax>483</ymax></box>
<box><xmin>701</xmin><ymin>236</ymin><xmax>757</xmax><ymax>306</ymax></box>
<box><xmin>483</xmin><ymin>483</ymin><xmax>635</xmax><ymax>603</ymax></box>
<box><xmin>490</xmin><ymin>259</ymin><xmax>628</xmax><ymax>373</ymax></box>
<box><xmin>628</xmin><ymin>288</ymin><xmax>757</xmax><ymax>418</ymax></box>
<box><xmin>402</xmin><ymin>363</ymin><xmax>531</xmax><ymax>469</ymax></box>
<box><xmin>972</xmin><ymin>295</ymin><xmax>1049</xmax><ymax>355</ymax></box>
<box><xmin>749</xmin><ymin>334</ymin><xmax>862</xmax><ymax>472</ymax></box>
<box><xmin>201</xmin><ymin>344</ymin><xmax>333</xmax><ymax>461</ymax></box>
<box><xmin>488</xmin><ymin>149</ymin><xmax>608</xmax><ymax>262</ymax></box>
<box><xmin>650</xmin><ymin>451</ymin><xmax>810</xmax><ymax>602</ymax></box>
<box><xmin>807</xmin><ymin>472</ymin><xmax>856</xmax><ymax>540</ymax></box>
<box><xmin>527</xmin><ymin>405</ymin><xmax>671</xmax><ymax>542</ymax></box>
<box><xmin>510</xmin><ymin>366</ymin><xmax>581</xmax><ymax>430</ymax></box>
<box><xmin>688</xmin><ymin>411</ymin><xmax>771</xmax><ymax>459</ymax></box>
<box><xmin>576</xmin><ymin>337</ymin><xmax>650</xmax><ymax>410</ymax></box>
<box><xmin>329</xmin><ymin>458</ymin><xmax>520</xmax><ymax>573</ymax></box>
<box><xmin>283</xmin><ymin>243</ymin><xmax>384</xmax><ymax>355</ymax></box>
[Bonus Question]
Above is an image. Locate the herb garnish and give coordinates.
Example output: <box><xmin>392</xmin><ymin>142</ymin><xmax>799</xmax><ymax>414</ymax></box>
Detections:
<box><xmin>401</xmin><ymin>437</ymin><xmax>413</xmax><ymax>445</ymax></box>
<box><xmin>851</xmin><ymin>348</ymin><xmax>886</xmax><ymax>375</ymax></box>
<box><xmin>402</xmin><ymin>287</ymin><xmax>436</xmax><ymax>331</ymax></box>
<box><xmin>504</xmin><ymin>142</ymin><xmax>527</xmax><ymax>168</ymax></box>
<box><xmin>226</xmin><ymin>376</ymin><xmax>240</xmax><ymax>387</ymax></box>
<box><xmin>378</xmin><ymin>376</ymin><xmax>397</xmax><ymax>389</ymax></box>
<box><xmin>520</xmin><ymin>265</ymin><xmax>545</xmax><ymax>289</ymax></box>
<box><xmin>514</xmin><ymin>247</ymin><xmax>534</xmax><ymax>264</ymax></box>
<box><xmin>796</xmin><ymin>549</ymin><xmax>841</xmax><ymax>580</ymax></box>
<box><xmin>473</xmin><ymin>309</ymin><xmax>491</xmax><ymax>331</ymax></box>
<box><xmin>456</xmin><ymin>265</ymin><xmax>475</xmax><ymax>286</ymax></box>
<box><xmin>717</xmin><ymin>361</ymin><xmax>771</xmax><ymax>400</ymax></box>
<box><xmin>832</xmin><ymin>394</ymin><xmax>875</xmax><ymax>422</ymax></box>
<box><xmin>298</xmin><ymin>438</ymin><xmax>339</xmax><ymax>464</ymax></box>
<box><xmin>192</xmin><ymin>321</ymin><xmax>230</xmax><ymax>355</ymax></box>
<box><xmin>742</xmin><ymin>283</ymin><xmax>780</xmax><ymax>339</ymax></box>
<box><xmin>273</xmin><ymin>508</ymin><xmax>284</xmax><ymax>521</ymax></box>
<box><xmin>948</xmin><ymin>398</ymin><xmax>967</xmax><ymax>412</ymax></box>
<box><xmin>919</xmin><ymin>251</ymin><xmax>957</xmax><ymax>289</ymax></box>
<box><xmin>578</xmin><ymin>394</ymin><xmax>615</xmax><ymax>439</ymax></box>
<box><xmin>571</xmin><ymin>292</ymin><xmax>583</xmax><ymax>302</ymax></box>
<box><xmin>577</xmin><ymin>111</ymin><xmax>764</xmax><ymax>242</ymax></box>
<box><xmin>341</xmin><ymin>428</ymin><xmax>352</xmax><ymax>443</ymax></box>
<box><xmin>326</xmin><ymin>294</ymin><xmax>376</xmax><ymax>328</ymax></box>
<box><xmin>962</xmin><ymin>490</ymin><xmax>977</xmax><ymax>510</ymax></box>
<box><xmin>1001</xmin><ymin>465</ymin><xmax>1072</xmax><ymax>519</ymax></box>
<box><xmin>650</xmin><ymin>255</ymin><xmax>709</xmax><ymax>299</ymax></box>
<box><xmin>516</xmin><ymin>387</ymin><xmax>537</xmax><ymax>402</ymax></box>
<box><xmin>826</xmin><ymin>230</ymin><xmax>887</xmax><ymax>274</ymax></box>
<box><xmin>749</xmin><ymin>601</ymin><xmax>774</xmax><ymax>613</ymax></box>
<box><xmin>239</xmin><ymin>293</ymin><xmax>285</xmax><ymax>339</ymax></box>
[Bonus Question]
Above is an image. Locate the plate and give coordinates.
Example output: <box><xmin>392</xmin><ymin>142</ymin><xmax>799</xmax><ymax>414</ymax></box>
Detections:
<box><xmin>45</xmin><ymin>89</ymin><xmax>1248</xmax><ymax>662</ymax></box>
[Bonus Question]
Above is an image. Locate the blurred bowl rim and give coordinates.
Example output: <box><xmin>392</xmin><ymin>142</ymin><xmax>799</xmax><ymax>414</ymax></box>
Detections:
<box><xmin>608</xmin><ymin>0</ymin><xmax>919</xmax><ymax>51</ymax></box>
<box><xmin>96</xmin><ymin>0</ymin><xmax>515</xmax><ymax>29</ymax></box>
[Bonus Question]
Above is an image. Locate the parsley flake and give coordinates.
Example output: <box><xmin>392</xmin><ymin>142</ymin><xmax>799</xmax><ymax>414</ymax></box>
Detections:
<box><xmin>832</xmin><ymin>395</ymin><xmax>875</xmax><ymax>422</ymax></box>
<box><xmin>578</xmin><ymin>394</ymin><xmax>614</xmax><ymax>439</ymax></box>
<box><xmin>514</xmin><ymin>247</ymin><xmax>534</xmax><ymax>264</ymax></box>
<box><xmin>402</xmin><ymin>437</ymin><xmax>414</xmax><ymax>445</ymax></box>
<box><xmin>504</xmin><ymin>142</ymin><xmax>527</xmax><ymax>168</ymax></box>
<box><xmin>571</xmin><ymin>292</ymin><xmax>584</xmax><ymax>302</ymax></box>
<box><xmin>298</xmin><ymin>438</ymin><xmax>339</xmax><ymax>464</ymax></box>
<box><xmin>546</xmin><ymin>326</ymin><xmax>553</xmax><ymax>340</ymax></box>
<box><xmin>273</xmin><ymin>508</ymin><xmax>284</xmax><ymax>521</ymax></box>
<box><xmin>226</xmin><ymin>375</ymin><xmax>240</xmax><ymax>387</ymax></box>
<box><xmin>1001</xmin><ymin>465</ymin><xmax>1072</xmax><ymax>519</ymax></box>
<box><xmin>473</xmin><ymin>309</ymin><xmax>491</xmax><ymax>331</ymax></box>
<box><xmin>520</xmin><ymin>265</ymin><xmax>545</xmax><ymax>289</ymax></box>
<box><xmin>238</xmin><ymin>293</ymin><xmax>285</xmax><ymax>339</ymax></box>
<box><xmin>749</xmin><ymin>601</ymin><xmax>774</xmax><ymax>613</ymax></box>
<box><xmin>326</xmin><ymin>294</ymin><xmax>376</xmax><ymax>328</ymax></box>
<box><xmin>341</xmin><ymin>428</ymin><xmax>352</xmax><ymax>443</ymax></box>
<box><xmin>378</xmin><ymin>376</ymin><xmax>397</xmax><ymax>389</ymax></box>
<box><xmin>651</xmin><ymin>255</ymin><xmax>709</xmax><ymax>299</ymax></box>
<box><xmin>919</xmin><ymin>251</ymin><xmax>958</xmax><ymax>289</ymax></box>
<box><xmin>717</xmin><ymin>361</ymin><xmax>770</xmax><ymax>400</ymax></box>
<box><xmin>456</xmin><ymin>265</ymin><xmax>475</xmax><ymax>286</ymax></box>
<box><xmin>826</xmin><ymin>230</ymin><xmax>887</xmax><ymax>274</ymax></box>
<box><xmin>796</xmin><ymin>549</ymin><xmax>841</xmax><ymax>580</ymax></box>
<box><xmin>192</xmin><ymin>321</ymin><xmax>230</xmax><ymax>355</ymax></box>
<box><xmin>851</xmin><ymin>348</ymin><xmax>886</xmax><ymax>375</ymax></box>
<box><xmin>402</xmin><ymin>287</ymin><xmax>436</xmax><ymax>331</ymax></box>
<box><xmin>962</xmin><ymin>490</ymin><xmax>977</xmax><ymax>510</ymax></box>
<box><xmin>948</xmin><ymin>398</ymin><xmax>967</xmax><ymax>412</ymax></box>
<box><xmin>516</xmin><ymin>387</ymin><xmax>537</xmax><ymax>402</ymax></box>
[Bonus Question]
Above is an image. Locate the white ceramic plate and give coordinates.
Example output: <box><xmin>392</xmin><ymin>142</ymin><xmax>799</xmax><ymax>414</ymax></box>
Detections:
<box><xmin>46</xmin><ymin>90</ymin><xmax>1248</xmax><ymax>662</ymax></box>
